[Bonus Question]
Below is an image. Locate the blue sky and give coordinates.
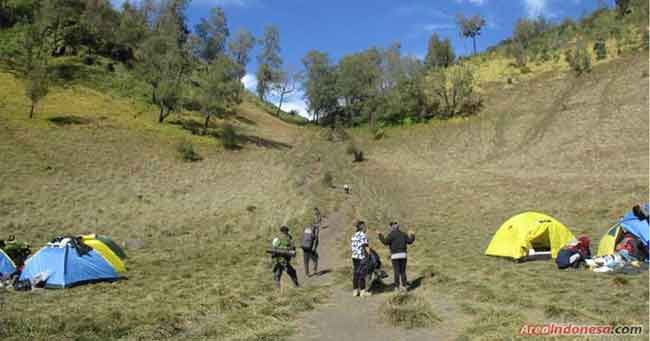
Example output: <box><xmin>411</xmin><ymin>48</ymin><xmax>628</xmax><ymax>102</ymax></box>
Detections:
<box><xmin>111</xmin><ymin>0</ymin><xmax>612</xmax><ymax>117</ymax></box>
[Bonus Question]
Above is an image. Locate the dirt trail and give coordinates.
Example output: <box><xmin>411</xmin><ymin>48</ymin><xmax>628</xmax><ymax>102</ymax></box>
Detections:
<box><xmin>288</xmin><ymin>175</ymin><xmax>445</xmax><ymax>341</ymax></box>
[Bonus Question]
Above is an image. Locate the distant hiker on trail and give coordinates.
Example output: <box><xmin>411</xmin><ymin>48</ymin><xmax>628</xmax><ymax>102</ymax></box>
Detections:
<box><xmin>343</xmin><ymin>184</ymin><xmax>351</xmax><ymax>195</ymax></box>
<box><xmin>313</xmin><ymin>207</ymin><xmax>322</xmax><ymax>226</ymax></box>
<box><xmin>351</xmin><ymin>220</ymin><xmax>371</xmax><ymax>297</ymax></box>
<box><xmin>377</xmin><ymin>222</ymin><xmax>415</xmax><ymax>292</ymax></box>
<box><xmin>269</xmin><ymin>225</ymin><xmax>299</xmax><ymax>288</ymax></box>
<box><xmin>556</xmin><ymin>235</ymin><xmax>591</xmax><ymax>269</ymax></box>
<box><xmin>301</xmin><ymin>223</ymin><xmax>320</xmax><ymax>277</ymax></box>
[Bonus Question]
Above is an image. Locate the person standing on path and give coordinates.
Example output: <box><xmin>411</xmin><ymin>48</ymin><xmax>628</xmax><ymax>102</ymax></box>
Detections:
<box><xmin>301</xmin><ymin>223</ymin><xmax>320</xmax><ymax>277</ymax></box>
<box><xmin>351</xmin><ymin>221</ymin><xmax>371</xmax><ymax>297</ymax></box>
<box><xmin>377</xmin><ymin>222</ymin><xmax>415</xmax><ymax>292</ymax></box>
<box><xmin>271</xmin><ymin>225</ymin><xmax>299</xmax><ymax>288</ymax></box>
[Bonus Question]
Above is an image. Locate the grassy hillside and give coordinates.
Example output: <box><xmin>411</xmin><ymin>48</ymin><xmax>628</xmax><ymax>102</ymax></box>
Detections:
<box><xmin>345</xmin><ymin>52</ymin><xmax>649</xmax><ymax>339</ymax></box>
<box><xmin>0</xmin><ymin>58</ymin><xmax>325</xmax><ymax>340</ymax></box>
<box><xmin>0</xmin><ymin>7</ymin><xmax>648</xmax><ymax>340</ymax></box>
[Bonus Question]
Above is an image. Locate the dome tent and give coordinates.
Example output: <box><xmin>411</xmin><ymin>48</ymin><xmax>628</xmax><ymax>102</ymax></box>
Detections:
<box><xmin>80</xmin><ymin>234</ymin><xmax>127</xmax><ymax>273</ymax></box>
<box><xmin>485</xmin><ymin>212</ymin><xmax>576</xmax><ymax>261</ymax></box>
<box><xmin>597</xmin><ymin>203</ymin><xmax>649</xmax><ymax>261</ymax></box>
<box><xmin>0</xmin><ymin>249</ymin><xmax>16</xmax><ymax>277</ymax></box>
<box><xmin>19</xmin><ymin>238</ymin><xmax>120</xmax><ymax>289</ymax></box>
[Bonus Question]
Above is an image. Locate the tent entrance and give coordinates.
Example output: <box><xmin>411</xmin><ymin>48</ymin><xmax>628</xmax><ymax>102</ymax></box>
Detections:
<box><xmin>527</xmin><ymin>229</ymin><xmax>552</xmax><ymax>260</ymax></box>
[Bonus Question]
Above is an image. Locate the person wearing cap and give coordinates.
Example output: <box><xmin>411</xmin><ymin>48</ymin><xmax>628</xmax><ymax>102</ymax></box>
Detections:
<box><xmin>351</xmin><ymin>220</ymin><xmax>371</xmax><ymax>297</ymax></box>
<box><xmin>556</xmin><ymin>235</ymin><xmax>591</xmax><ymax>269</ymax></box>
<box><xmin>271</xmin><ymin>225</ymin><xmax>299</xmax><ymax>288</ymax></box>
<box><xmin>377</xmin><ymin>222</ymin><xmax>415</xmax><ymax>292</ymax></box>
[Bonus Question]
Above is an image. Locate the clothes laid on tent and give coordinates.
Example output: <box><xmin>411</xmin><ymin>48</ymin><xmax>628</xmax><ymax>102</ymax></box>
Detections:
<box><xmin>0</xmin><ymin>249</ymin><xmax>16</xmax><ymax>277</ymax></box>
<box><xmin>80</xmin><ymin>234</ymin><xmax>127</xmax><ymax>273</ymax></box>
<box><xmin>19</xmin><ymin>238</ymin><xmax>120</xmax><ymax>288</ymax></box>
<box><xmin>596</xmin><ymin>203</ymin><xmax>649</xmax><ymax>261</ymax></box>
<box><xmin>485</xmin><ymin>212</ymin><xmax>576</xmax><ymax>261</ymax></box>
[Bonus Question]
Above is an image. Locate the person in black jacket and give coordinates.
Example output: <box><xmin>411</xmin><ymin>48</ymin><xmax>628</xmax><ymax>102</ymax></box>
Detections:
<box><xmin>377</xmin><ymin>222</ymin><xmax>415</xmax><ymax>292</ymax></box>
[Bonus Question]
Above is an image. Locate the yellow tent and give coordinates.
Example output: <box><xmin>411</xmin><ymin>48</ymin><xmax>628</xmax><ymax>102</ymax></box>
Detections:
<box><xmin>485</xmin><ymin>212</ymin><xmax>576</xmax><ymax>260</ymax></box>
<box><xmin>596</xmin><ymin>224</ymin><xmax>622</xmax><ymax>257</ymax></box>
<box><xmin>81</xmin><ymin>235</ymin><xmax>126</xmax><ymax>273</ymax></box>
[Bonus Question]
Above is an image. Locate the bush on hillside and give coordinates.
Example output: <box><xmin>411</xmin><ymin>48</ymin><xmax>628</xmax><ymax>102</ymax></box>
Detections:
<box><xmin>346</xmin><ymin>142</ymin><xmax>365</xmax><ymax>162</ymax></box>
<box><xmin>177</xmin><ymin>141</ymin><xmax>202</xmax><ymax>162</ymax></box>
<box><xmin>565</xmin><ymin>40</ymin><xmax>592</xmax><ymax>75</ymax></box>
<box><xmin>322</xmin><ymin>171</ymin><xmax>334</xmax><ymax>187</ymax></box>
<box><xmin>427</xmin><ymin>64</ymin><xmax>481</xmax><ymax>118</ymax></box>
<box><xmin>593</xmin><ymin>39</ymin><xmax>608</xmax><ymax>60</ymax></box>
<box><xmin>221</xmin><ymin>124</ymin><xmax>239</xmax><ymax>150</ymax></box>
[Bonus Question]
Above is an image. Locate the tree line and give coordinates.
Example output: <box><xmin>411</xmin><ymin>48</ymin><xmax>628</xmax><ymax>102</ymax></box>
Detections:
<box><xmin>0</xmin><ymin>0</ymin><xmax>288</xmax><ymax>127</ymax></box>
<box><xmin>1</xmin><ymin>0</ymin><xmax>646</xmax><ymax>129</ymax></box>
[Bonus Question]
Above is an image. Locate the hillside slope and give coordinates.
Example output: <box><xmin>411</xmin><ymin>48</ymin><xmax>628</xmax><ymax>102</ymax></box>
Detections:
<box><xmin>0</xmin><ymin>50</ymin><xmax>648</xmax><ymax>340</ymax></box>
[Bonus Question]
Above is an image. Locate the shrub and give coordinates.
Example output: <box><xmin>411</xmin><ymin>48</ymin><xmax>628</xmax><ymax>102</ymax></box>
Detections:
<box><xmin>426</xmin><ymin>64</ymin><xmax>481</xmax><ymax>118</ymax></box>
<box><xmin>322</xmin><ymin>171</ymin><xmax>333</xmax><ymax>187</ymax></box>
<box><xmin>353</xmin><ymin>150</ymin><xmax>364</xmax><ymax>162</ymax></box>
<box><xmin>380</xmin><ymin>294</ymin><xmax>440</xmax><ymax>328</ymax></box>
<box><xmin>346</xmin><ymin>142</ymin><xmax>364</xmax><ymax>162</ymax></box>
<box><xmin>643</xmin><ymin>28</ymin><xmax>649</xmax><ymax>50</ymax></box>
<box><xmin>177</xmin><ymin>141</ymin><xmax>202</xmax><ymax>162</ymax></box>
<box><xmin>566</xmin><ymin>40</ymin><xmax>592</xmax><ymax>75</ymax></box>
<box><xmin>221</xmin><ymin>124</ymin><xmax>238</xmax><ymax>150</ymax></box>
<box><xmin>372</xmin><ymin>127</ymin><xmax>385</xmax><ymax>140</ymax></box>
<box><xmin>593</xmin><ymin>39</ymin><xmax>607</xmax><ymax>60</ymax></box>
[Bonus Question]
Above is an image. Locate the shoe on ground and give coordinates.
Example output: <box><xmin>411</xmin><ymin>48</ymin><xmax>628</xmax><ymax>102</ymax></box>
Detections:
<box><xmin>360</xmin><ymin>290</ymin><xmax>372</xmax><ymax>297</ymax></box>
<box><xmin>353</xmin><ymin>289</ymin><xmax>360</xmax><ymax>297</ymax></box>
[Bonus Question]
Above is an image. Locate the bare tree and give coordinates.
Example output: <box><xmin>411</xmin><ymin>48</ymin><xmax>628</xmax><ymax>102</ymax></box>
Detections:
<box><xmin>272</xmin><ymin>68</ymin><xmax>298</xmax><ymax>116</ymax></box>
<box><xmin>456</xmin><ymin>14</ymin><xmax>486</xmax><ymax>55</ymax></box>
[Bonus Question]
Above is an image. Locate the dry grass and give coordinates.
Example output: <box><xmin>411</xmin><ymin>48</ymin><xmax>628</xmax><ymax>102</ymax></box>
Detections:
<box><xmin>342</xmin><ymin>53</ymin><xmax>649</xmax><ymax>339</ymax></box>
<box><xmin>0</xmin><ymin>66</ymin><xmax>331</xmax><ymax>340</ymax></box>
<box><xmin>0</xmin><ymin>48</ymin><xmax>648</xmax><ymax>341</ymax></box>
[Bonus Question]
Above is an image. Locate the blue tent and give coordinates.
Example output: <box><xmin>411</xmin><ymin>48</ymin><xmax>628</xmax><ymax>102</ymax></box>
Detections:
<box><xmin>619</xmin><ymin>203</ymin><xmax>649</xmax><ymax>248</ymax></box>
<box><xmin>0</xmin><ymin>249</ymin><xmax>16</xmax><ymax>277</ymax></box>
<box><xmin>19</xmin><ymin>244</ymin><xmax>119</xmax><ymax>288</ymax></box>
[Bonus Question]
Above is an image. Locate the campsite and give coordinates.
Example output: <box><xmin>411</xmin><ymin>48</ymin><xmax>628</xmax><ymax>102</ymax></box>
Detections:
<box><xmin>0</xmin><ymin>0</ymin><xmax>649</xmax><ymax>340</ymax></box>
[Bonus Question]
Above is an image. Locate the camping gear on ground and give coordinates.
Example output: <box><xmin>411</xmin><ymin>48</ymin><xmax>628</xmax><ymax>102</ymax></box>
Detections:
<box><xmin>485</xmin><ymin>212</ymin><xmax>576</xmax><ymax>261</ymax></box>
<box><xmin>596</xmin><ymin>203</ymin><xmax>649</xmax><ymax>261</ymax></box>
<box><xmin>80</xmin><ymin>234</ymin><xmax>127</xmax><ymax>273</ymax></box>
<box><xmin>0</xmin><ymin>248</ymin><xmax>16</xmax><ymax>277</ymax></box>
<box><xmin>19</xmin><ymin>237</ymin><xmax>121</xmax><ymax>289</ymax></box>
<box><xmin>587</xmin><ymin>250</ymin><xmax>641</xmax><ymax>273</ymax></box>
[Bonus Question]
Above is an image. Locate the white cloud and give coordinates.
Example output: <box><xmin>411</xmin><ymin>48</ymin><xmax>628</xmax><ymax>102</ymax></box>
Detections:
<box><xmin>214</xmin><ymin>0</ymin><xmax>246</xmax><ymax>6</ymax></box>
<box><xmin>523</xmin><ymin>0</ymin><xmax>548</xmax><ymax>17</ymax></box>
<box><xmin>423</xmin><ymin>23</ymin><xmax>457</xmax><ymax>32</ymax></box>
<box><xmin>241</xmin><ymin>74</ymin><xmax>257</xmax><ymax>91</ymax></box>
<box><xmin>277</xmin><ymin>99</ymin><xmax>309</xmax><ymax>119</ymax></box>
<box><xmin>456</xmin><ymin>0</ymin><xmax>487</xmax><ymax>5</ymax></box>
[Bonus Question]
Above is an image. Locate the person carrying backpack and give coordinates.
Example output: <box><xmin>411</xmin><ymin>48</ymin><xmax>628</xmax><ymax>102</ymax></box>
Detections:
<box><xmin>269</xmin><ymin>225</ymin><xmax>299</xmax><ymax>288</ymax></box>
<box><xmin>377</xmin><ymin>222</ymin><xmax>415</xmax><ymax>292</ymax></box>
<box><xmin>301</xmin><ymin>223</ymin><xmax>320</xmax><ymax>277</ymax></box>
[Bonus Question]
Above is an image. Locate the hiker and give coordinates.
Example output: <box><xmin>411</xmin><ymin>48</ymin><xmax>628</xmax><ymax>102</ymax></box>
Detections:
<box><xmin>351</xmin><ymin>220</ymin><xmax>371</xmax><ymax>297</ymax></box>
<box><xmin>301</xmin><ymin>223</ymin><xmax>320</xmax><ymax>277</ymax></box>
<box><xmin>313</xmin><ymin>207</ymin><xmax>322</xmax><ymax>226</ymax></box>
<box><xmin>377</xmin><ymin>222</ymin><xmax>415</xmax><ymax>292</ymax></box>
<box><xmin>556</xmin><ymin>235</ymin><xmax>591</xmax><ymax>269</ymax></box>
<box><xmin>343</xmin><ymin>184</ymin><xmax>351</xmax><ymax>195</ymax></box>
<box><xmin>270</xmin><ymin>225</ymin><xmax>299</xmax><ymax>288</ymax></box>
